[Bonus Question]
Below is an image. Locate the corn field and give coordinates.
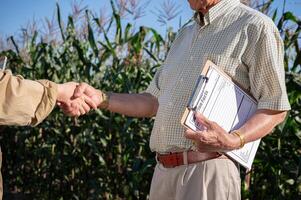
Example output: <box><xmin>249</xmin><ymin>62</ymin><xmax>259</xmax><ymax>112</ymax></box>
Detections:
<box><xmin>0</xmin><ymin>0</ymin><xmax>300</xmax><ymax>199</ymax></box>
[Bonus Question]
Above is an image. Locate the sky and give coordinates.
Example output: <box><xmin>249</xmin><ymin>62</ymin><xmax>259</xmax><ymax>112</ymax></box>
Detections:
<box><xmin>0</xmin><ymin>0</ymin><xmax>192</xmax><ymax>37</ymax></box>
<box><xmin>0</xmin><ymin>0</ymin><xmax>300</xmax><ymax>38</ymax></box>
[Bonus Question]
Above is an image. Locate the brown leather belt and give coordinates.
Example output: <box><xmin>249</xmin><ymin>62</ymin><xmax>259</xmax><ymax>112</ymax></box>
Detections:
<box><xmin>156</xmin><ymin>151</ymin><xmax>226</xmax><ymax>168</ymax></box>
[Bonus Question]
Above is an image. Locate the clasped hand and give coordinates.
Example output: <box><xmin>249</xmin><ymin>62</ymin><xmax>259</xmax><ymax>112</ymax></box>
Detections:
<box><xmin>56</xmin><ymin>82</ymin><xmax>102</xmax><ymax>116</ymax></box>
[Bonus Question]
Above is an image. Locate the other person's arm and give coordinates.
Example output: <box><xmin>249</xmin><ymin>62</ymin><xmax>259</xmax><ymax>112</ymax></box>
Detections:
<box><xmin>0</xmin><ymin>70</ymin><xmax>96</xmax><ymax>126</ymax></box>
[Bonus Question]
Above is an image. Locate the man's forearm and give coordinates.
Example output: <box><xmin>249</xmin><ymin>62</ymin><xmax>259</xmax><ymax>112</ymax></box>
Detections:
<box><xmin>106</xmin><ymin>92</ymin><xmax>159</xmax><ymax>118</ymax></box>
<box><xmin>236</xmin><ymin>109</ymin><xmax>287</xmax><ymax>144</ymax></box>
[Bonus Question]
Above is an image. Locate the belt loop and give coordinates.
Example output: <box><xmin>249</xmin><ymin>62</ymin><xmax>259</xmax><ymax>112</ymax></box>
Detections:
<box><xmin>155</xmin><ymin>153</ymin><xmax>159</xmax><ymax>164</ymax></box>
<box><xmin>183</xmin><ymin>151</ymin><xmax>188</xmax><ymax>165</ymax></box>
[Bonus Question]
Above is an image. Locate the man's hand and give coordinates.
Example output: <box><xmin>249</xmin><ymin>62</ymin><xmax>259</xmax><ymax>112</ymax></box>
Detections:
<box><xmin>73</xmin><ymin>83</ymin><xmax>103</xmax><ymax>108</ymax></box>
<box><xmin>58</xmin><ymin>82</ymin><xmax>104</xmax><ymax>117</ymax></box>
<box><xmin>184</xmin><ymin>112</ymin><xmax>240</xmax><ymax>152</ymax></box>
<box><xmin>57</xmin><ymin>82</ymin><xmax>97</xmax><ymax>116</ymax></box>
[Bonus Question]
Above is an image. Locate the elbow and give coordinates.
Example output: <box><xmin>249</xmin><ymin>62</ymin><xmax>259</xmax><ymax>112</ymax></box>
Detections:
<box><xmin>147</xmin><ymin>100</ymin><xmax>159</xmax><ymax>118</ymax></box>
<box><xmin>148</xmin><ymin>95</ymin><xmax>159</xmax><ymax>117</ymax></box>
<box><xmin>141</xmin><ymin>93</ymin><xmax>159</xmax><ymax>118</ymax></box>
<box><xmin>276</xmin><ymin>111</ymin><xmax>287</xmax><ymax>124</ymax></box>
<box><xmin>151</xmin><ymin>104</ymin><xmax>159</xmax><ymax>117</ymax></box>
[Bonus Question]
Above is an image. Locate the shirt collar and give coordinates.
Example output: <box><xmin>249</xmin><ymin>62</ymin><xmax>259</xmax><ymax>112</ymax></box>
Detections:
<box><xmin>194</xmin><ymin>0</ymin><xmax>240</xmax><ymax>26</ymax></box>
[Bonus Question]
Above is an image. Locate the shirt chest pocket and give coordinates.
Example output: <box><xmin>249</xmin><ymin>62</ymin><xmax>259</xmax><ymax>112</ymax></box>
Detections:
<box><xmin>204</xmin><ymin>54</ymin><xmax>251</xmax><ymax>91</ymax></box>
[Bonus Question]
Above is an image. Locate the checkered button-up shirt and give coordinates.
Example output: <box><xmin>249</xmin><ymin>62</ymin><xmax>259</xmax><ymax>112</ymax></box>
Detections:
<box><xmin>145</xmin><ymin>0</ymin><xmax>291</xmax><ymax>153</ymax></box>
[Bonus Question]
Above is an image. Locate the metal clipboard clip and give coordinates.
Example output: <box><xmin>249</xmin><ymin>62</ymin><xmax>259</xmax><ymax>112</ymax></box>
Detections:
<box><xmin>187</xmin><ymin>75</ymin><xmax>209</xmax><ymax>111</ymax></box>
<box><xmin>0</xmin><ymin>56</ymin><xmax>7</xmax><ymax>70</ymax></box>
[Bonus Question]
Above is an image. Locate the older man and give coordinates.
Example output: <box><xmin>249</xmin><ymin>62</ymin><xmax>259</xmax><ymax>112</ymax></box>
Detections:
<box><xmin>71</xmin><ymin>0</ymin><xmax>291</xmax><ymax>199</ymax></box>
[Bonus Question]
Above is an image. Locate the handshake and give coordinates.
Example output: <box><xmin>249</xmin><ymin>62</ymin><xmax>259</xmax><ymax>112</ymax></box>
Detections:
<box><xmin>56</xmin><ymin>82</ymin><xmax>108</xmax><ymax>117</ymax></box>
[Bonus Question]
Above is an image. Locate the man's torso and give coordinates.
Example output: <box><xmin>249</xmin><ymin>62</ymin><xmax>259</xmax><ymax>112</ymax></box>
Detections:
<box><xmin>149</xmin><ymin>0</ymin><xmax>285</xmax><ymax>152</ymax></box>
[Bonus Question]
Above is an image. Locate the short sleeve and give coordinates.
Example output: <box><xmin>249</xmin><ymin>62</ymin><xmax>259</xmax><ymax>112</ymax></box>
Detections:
<box><xmin>248</xmin><ymin>26</ymin><xmax>291</xmax><ymax>111</ymax></box>
<box><xmin>144</xmin><ymin>66</ymin><xmax>164</xmax><ymax>98</ymax></box>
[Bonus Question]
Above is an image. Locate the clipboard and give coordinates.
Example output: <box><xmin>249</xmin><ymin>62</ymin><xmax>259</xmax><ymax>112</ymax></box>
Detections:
<box><xmin>181</xmin><ymin>60</ymin><xmax>260</xmax><ymax>169</ymax></box>
<box><xmin>0</xmin><ymin>56</ymin><xmax>7</xmax><ymax>70</ymax></box>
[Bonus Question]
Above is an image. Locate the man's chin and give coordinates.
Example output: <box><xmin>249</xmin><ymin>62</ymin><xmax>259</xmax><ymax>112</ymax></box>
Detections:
<box><xmin>189</xmin><ymin>6</ymin><xmax>208</xmax><ymax>14</ymax></box>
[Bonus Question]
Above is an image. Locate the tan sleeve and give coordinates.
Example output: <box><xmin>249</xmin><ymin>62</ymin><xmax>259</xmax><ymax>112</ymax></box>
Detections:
<box><xmin>0</xmin><ymin>70</ymin><xmax>58</xmax><ymax>126</ymax></box>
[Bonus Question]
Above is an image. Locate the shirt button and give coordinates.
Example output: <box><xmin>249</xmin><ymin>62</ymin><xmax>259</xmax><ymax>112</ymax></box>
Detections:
<box><xmin>190</xmin><ymin>56</ymin><xmax>194</xmax><ymax>61</ymax></box>
<box><xmin>160</xmin><ymin>126</ymin><xmax>165</xmax><ymax>131</ymax></box>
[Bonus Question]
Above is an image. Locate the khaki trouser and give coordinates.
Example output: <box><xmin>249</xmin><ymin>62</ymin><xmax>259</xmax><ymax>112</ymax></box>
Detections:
<box><xmin>149</xmin><ymin>158</ymin><xmax>241</xmax><ymax>200</ymax></box>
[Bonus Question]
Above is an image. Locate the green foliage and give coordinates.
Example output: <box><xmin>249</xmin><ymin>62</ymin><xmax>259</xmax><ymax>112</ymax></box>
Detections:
<box><xmin>0</xmin><ymin>0</ymin><xmax>300</xmax><ymax>199</ymax></box>
<box><xmin>241</xmin><ymin>1</ymin><xmax>301</xmax><ymax>199</ymax></box>
<box><xmin>0</xmin><ymin>2</ymin><xmax>166</xmax><ymax>199</ymax></box>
